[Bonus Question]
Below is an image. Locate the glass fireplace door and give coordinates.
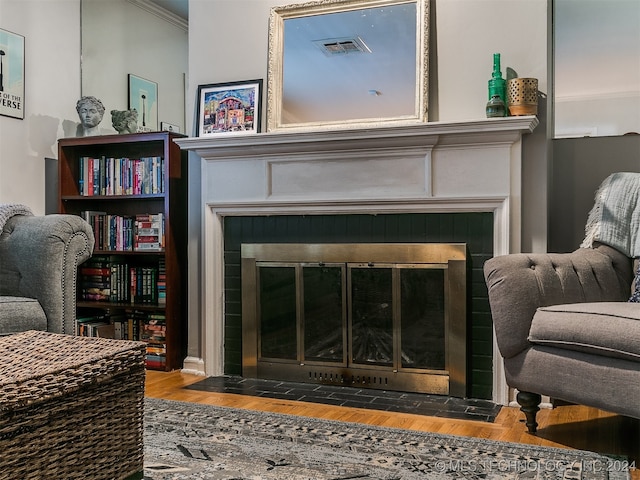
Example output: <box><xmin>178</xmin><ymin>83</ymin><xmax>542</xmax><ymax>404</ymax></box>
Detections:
<box><xmin>242</xmin><ymin>243</ymin><xmax>466</xmax><ymax>396</ymax></box>
<box><xmin>258</xmin><ymin>262</ymin><xmax>447</xmax><ymax>373</ymax></box>
<box><xmin>302</xmin><ymin>264</ymin><xmax>346</xmax><ymax>364</ymax></box>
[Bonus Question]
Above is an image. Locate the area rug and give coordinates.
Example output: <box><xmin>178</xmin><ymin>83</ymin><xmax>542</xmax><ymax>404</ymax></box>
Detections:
<box><xmin>143</xmin><ymin>398</ymin><xmax>632</xmax><ymax>480</ymax></box>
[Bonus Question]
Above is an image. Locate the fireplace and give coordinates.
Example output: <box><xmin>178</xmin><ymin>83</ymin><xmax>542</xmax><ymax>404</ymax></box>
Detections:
<box><xmin>174</xmin><ymin>116</ymin><xmax>538</xmax><ymax>404</ymax></box>
<box><xmin>241</xmin><ymin>243</ymin><xmax>467</xmax><ymax>396</ymax></box>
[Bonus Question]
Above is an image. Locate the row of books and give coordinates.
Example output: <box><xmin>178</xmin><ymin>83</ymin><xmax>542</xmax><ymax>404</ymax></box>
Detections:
<box><xmin>77</xmin><ymin>310</ymin><xmax>167</xmax><ymax>369</ymax></box>
<box><xmin>79</xmin><ymin>257</ymin><xmax>166</xmax><ymax>305</ymax></box>
<box><xmin>78</xmin><ymin>155</ymin><xmax>165</xmax><ymax>196</ymax></box>
<box><xmin>81</xmin><ymin>211</ymin><xmax>164</xmax><ymax>252</ymax></box>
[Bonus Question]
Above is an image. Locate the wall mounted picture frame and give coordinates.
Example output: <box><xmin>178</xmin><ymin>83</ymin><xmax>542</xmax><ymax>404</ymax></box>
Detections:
<box><xmin>0</xmin><ymin>28</ymin><xmax>25</xmax><ymax>120</ymax></box>
<box><xmin>160</xmin><ymin>121</ymin><xmax>181</xmax><ymax>133</ymax></box>
<box><xmin>128</xmin><ymin>74</ymin><xmax>158</xmax><ymax>132</ymax></box>
<box><xmin>196</xmin><ymin>79</ymin><xmax>262</xmax><ymax>137</ymax></box>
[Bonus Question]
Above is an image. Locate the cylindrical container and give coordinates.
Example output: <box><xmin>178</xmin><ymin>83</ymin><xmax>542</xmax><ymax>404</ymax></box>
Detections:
<box><xmin>507</xmin><ymin>78</ymin><xmax>538</xmax><ymax>116</ymax></box>
<box><xmin>486</xmin><ymin>95</ymin><xmax>506</xmax><ymax>118</ymax></box>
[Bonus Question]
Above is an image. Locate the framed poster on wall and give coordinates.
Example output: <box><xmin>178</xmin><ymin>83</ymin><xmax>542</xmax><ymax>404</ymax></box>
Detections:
<box><xmin>0</xmin><ymin>28</ymin><xmax>25</xmax><ymax>120</ymax></box>
<box><xmin>128</xmin><ymin>74</ymin><xmax>158</xmax><ymax>132</ymax></box>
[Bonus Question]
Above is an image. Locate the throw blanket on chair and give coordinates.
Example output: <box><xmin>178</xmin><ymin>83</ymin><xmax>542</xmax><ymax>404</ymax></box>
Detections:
<box><xmin>0</xmin><ymin>203</ymin><xmax>34</xmax><ymax>233</ymax></box>
<box><xmin>581</xmin><ymin>172</ymin><xmax>640</xmax><ymax>258</ymax></box>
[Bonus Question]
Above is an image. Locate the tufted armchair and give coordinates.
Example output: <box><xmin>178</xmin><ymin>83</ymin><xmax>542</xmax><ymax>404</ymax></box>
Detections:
<box><xmin>0</xmin><ymin>212</ymin><xmax>94</xmax><ymax>335</ymax></box>
<box><xmin>484</xmin><ymin>172</ymin><xmax>640</xmax><ymax>433</ymax></box>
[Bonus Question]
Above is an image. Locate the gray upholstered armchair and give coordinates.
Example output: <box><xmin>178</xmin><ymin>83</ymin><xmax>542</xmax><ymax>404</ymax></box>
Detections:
<box><xmin>0</xmin><ymin>211</ymin><xmax>94</xmax><ymax>335</ymax></box>
<box><xmin>483</xmin><ymin>172</ymin><xmax>640</xmax><ymax>433</ymax></box>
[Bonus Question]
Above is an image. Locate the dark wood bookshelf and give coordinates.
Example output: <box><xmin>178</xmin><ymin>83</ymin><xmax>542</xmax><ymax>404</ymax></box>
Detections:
<box><xmin>58</xmin><ymin>131</ymin><xmax>188</xmax><ymax>371</ymax></box>
<box><xmin>76</xmin><ymin>300</ymin><xmax>167</xmax><ymax>311</ymax></box>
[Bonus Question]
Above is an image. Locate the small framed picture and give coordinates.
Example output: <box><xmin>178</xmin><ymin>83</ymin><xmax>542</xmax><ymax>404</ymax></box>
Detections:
<box><xmin>0</xmin><ymin>28</ymin><xmax>25</xmax><ymax>120</ymax></box>
<box><xmin>160</xmin><ymin>121</ymin><xmax>181</xmax><ymax>134</ymax></box>
<box><xmin>128</xmin><ymin>74</ymin><xmax>158</xmax><ymax>132</ymax></box>
<box><xmin>196</xmin><ymin>79</ymin><xmax>262</xmax><ymax>137</ymax></box>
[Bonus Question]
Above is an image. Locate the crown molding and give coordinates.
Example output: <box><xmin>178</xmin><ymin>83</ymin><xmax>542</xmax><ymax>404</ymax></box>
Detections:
<box><xmin>126</xmin><ymin>0</ymin><xmax>188</xmax><ymax>32</ymax></box>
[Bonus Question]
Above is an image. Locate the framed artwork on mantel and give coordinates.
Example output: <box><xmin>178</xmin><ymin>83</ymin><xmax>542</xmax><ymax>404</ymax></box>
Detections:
<box><xmin>0</xmin><ymin>28</ymin><xmax>25</xmax><ymax>120</ymax></box>
<box><xmin>196</xmin><ymin>79</ymin><xmax>262</xmax><ymax>137</ymax></box>
<box><xmin>128</xmin><ymin>74</ymin><xmax>158</xmax><ymax>132</ymax></box>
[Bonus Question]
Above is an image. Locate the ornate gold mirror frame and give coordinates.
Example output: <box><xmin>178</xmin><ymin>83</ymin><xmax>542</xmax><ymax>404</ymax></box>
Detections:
<box><xmin>267</xmin><ymin>0</ymin><xmax>429</xmax><ymax>132</ymax></box>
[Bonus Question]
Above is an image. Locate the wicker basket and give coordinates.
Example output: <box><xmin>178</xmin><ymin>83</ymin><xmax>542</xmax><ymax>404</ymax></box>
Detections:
<box><xmin>0</xmin><ymin>331</ymin><xmax>146</xmax><ymax>480</ymax></box>
<box><xmin>507</xmin><ymin>77</ymin><xmax>538</xmax><ymax>116</ymax></box>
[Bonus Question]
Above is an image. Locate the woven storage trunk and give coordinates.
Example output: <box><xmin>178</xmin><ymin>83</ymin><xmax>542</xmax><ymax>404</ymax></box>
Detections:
<box><xmin>0</xmin><ymin>330</ymin><xmax>146</xmax><ymax>480</ymax></box>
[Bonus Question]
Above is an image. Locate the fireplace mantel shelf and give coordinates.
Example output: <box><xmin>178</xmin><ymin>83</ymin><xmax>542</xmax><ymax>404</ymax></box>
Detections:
<box><xmin>174</xmin><ymin>116</ymin><xmax>538</xmax><ymax>157</ymax></box>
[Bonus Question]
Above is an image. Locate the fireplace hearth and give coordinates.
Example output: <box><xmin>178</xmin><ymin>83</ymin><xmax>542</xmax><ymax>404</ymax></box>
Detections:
<box><xmin>241</xmin><ymin>243</ymin><xmax>467</xmax><ymax>397</ymax></box>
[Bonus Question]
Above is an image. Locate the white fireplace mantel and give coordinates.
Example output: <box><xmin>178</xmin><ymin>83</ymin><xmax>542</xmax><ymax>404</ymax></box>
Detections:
<box><xmin>175</xmin><ymin>116</ymin><xmax>539</xmax><ymax>405</ymax></box>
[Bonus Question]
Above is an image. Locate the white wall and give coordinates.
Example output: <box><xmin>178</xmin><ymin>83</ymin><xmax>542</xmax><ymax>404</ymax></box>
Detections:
<box><xmin>0</xmin><ymin>0</ymin><xmax>187</xmax><ymax>212</ymax></box>
<box><xmin>434</xmin><ymin>0</ymin><xmax>547</xmax><ymax>121</ymax></box>
<box><xmin>0</xmin><ymin>0</ymin><xmax>81</xmax><ymax>213</ymax></box>
<box><xmin>81</xmin><ymin>0</ymin><xmax>188</xmax><ymax>134</ymax></box>
<box><xmin>555</xmin><ymin>93</ymin><xmax>640</xmax><ymax>137</ymax></box>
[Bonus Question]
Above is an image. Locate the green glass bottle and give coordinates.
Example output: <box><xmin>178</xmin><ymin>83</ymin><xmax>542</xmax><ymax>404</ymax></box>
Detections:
<box><xmin>488</xmin><ymin>53</ymin><xmax>507</xmax><ymax>116</ymax></box>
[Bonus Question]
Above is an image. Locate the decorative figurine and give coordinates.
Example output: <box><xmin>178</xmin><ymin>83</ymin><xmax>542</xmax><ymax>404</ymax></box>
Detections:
<box><xmin>75</xmin><ymin>96</ymin><xmax>105</xmax><ymax>137</ymax></box>
<box><xmin>111</xmin><ymin>109</ymin><xmax>139</xmax><ymax>134</ymax></box>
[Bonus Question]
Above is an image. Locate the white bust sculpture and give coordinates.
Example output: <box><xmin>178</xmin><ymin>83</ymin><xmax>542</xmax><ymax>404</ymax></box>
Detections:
<box><xmin>76</xmin><ymin>96</ymin><xmax>105</xmax><ymax>137</ymax></box>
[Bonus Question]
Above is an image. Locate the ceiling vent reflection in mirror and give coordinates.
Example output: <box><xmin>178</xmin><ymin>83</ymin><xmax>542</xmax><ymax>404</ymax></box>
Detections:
<box><xmin>313</xmin><ymin>36</ymin><xmax>372</xmax><ymax>56</ymax></box>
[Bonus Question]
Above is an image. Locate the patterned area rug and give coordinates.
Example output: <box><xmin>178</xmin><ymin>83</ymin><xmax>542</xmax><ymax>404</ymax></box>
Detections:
<box><xmin>143</xmin><ymin>398</ymin><xmax>632</xmax><ymax>480</ymax></box>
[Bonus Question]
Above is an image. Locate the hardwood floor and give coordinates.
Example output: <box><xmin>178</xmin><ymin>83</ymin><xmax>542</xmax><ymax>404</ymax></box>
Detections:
<box><xmin>146</xmin><ymin>370</ymin><xmax>640</xmax><ymax>479</ymax></box>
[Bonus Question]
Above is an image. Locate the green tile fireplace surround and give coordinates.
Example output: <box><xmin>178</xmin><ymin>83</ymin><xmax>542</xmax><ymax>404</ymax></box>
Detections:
<box><xmin>223</xmin><ymin>212</ymin><xmax>495</xmax><ymax>400</ymax></box>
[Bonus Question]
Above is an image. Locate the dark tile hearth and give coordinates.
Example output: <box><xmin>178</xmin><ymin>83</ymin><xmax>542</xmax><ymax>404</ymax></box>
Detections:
<box><xmin>185</xmin><ymin>376</ymin><xmax>502</xmax><ymax>422</ymax></box>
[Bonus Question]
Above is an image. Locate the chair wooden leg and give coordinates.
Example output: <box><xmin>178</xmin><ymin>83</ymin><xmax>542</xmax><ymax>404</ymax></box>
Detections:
<box><xmin>516</xmin><ymin>391</ymin><xmax>542</xmax><ymax>434</ymax></box>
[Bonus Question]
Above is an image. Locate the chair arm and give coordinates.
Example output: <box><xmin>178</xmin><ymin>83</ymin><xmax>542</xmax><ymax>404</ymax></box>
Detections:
<box><xmin>0</xmin><ymin>214</ymin><xmax>94</xmax><ymax>334</ymax></box>
<box><xmin>483</xmin><ymin>245</ymin><xmax>632</xmax><ymax>359</ymax></box>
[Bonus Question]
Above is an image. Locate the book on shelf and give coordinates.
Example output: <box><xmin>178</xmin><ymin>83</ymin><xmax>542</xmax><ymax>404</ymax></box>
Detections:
<box><xmin>77</xmin><ymin>309</ymin><xmax>169</xmax><ymax>368</ymax></box>
<box><xmin>140</xmin><ymin>315</ymin><xmax>166</xmax><ymax>342</ymax></box>
<box><xmin>112</xmin><ymin>313</ymin><xmax>141</xmax><ymax>341</ymax></box>
<box><xmin>129</xmin><ymin>265</ymin><xmax>158</xmax><ymax>304</ymax></box>
<box><xmin>157</xmin><ymin>257</ymin><xmax>166</xmax><ymax>306</ymax></box>
<box><xmin>145</xmin><ymin>354</ymin><xmax>167</xmax><ymax>369</ymax></box>
<box><xmin>81</xmin><ymin>211</ymin><xmax>134</xmax><ymax>251</ymax></box>
<box><xmin>78</xmin><ymin>155</ymin><xmax>164</xmax><ymax>196</ymax></box>
<box><xmin>141</xmin><ymin>313</ymin><xmax>167</xmax><ymax>369</ymax></box>
<box><xmin>77</xmin><ymin>313</ymin><xmax>110</xmax><ymax>337</ymax></box>
<box><xmin>134</xmin><ymin>213</ymin><xmax>164</xmax><ymax>251</ymax></box>
<box><xmin>80</xmin><ymin>211</ymin><xmax>167</xmax><ymax>253</ymax></box>
<box><xmin>79</xmin><ymin>258</ymin><xmax>112</xmax><ymax>301</ymax></box>
<box><xmin>79</xmin><ymin>256</ymin><xmax>163</xmax><ymax>305</ymax></box>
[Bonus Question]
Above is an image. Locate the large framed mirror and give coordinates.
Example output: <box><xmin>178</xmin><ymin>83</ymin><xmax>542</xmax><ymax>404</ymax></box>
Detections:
<box><xmin>267</xmin><ymin>0</ymin><xmax>429</xmax><ymax>132</ymax></box>
<box><xmin>554</xmin><ymin>0</ymin><xmax>640</xmax><ymax>138</ymax></box>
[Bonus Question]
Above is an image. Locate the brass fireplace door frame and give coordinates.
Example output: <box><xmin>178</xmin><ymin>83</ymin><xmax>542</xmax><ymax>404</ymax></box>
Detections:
<box><xmin>241</xmin><ymin>243</ymin><xmax>467</xmax><ymax>397</ymax></box>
